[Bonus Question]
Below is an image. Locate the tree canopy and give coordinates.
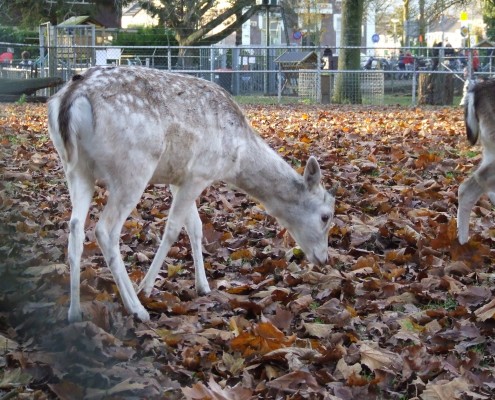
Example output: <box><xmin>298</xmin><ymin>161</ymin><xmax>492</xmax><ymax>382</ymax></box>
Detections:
<box><xmin>484</xmin><ymin>0</ymin><xmax>495</xmax><ymax>40</ymax></box>
<box><xmin>0</xmin><ymin>0</ymin><xmax>129</xmax><ymax>27</ymax></box>
<box><xmin>138</xmin><ymin>0</ymin><xmax>260</xmax><ymax>47</ymax></box>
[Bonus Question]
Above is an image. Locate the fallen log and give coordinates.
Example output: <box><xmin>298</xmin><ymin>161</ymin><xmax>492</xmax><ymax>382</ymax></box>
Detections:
<box><xmin>0</xmin><ymin>77</ymin><xmax>63</xmax><ymax>96</ymax></box>
<box><xmin>0</xmin><ymin>94</ymin><xmax>49</xmax><ymax>103</ymax></box>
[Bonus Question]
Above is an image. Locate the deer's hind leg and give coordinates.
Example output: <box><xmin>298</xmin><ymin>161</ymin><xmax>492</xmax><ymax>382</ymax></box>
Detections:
<box><xmin>95</xmin><ymin>173</ymin><xmax>155</xmax><ymax>322</ymax></box>
<box><xmin>67</xmin><ymin>168</ymin><xmax>95</xmax><ymax>323</ymax></box>
<box><xmin>458</xmin><ymin>161</ymin><xmax>495</xmax><ymax>244</ymax></box>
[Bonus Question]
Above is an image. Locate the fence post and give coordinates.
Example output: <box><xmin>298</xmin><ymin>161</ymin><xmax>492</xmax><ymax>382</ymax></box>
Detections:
<box><xmin>39</xmin><ymin>27</ymin><xmax>46</xmax><ymax>79</ymax></box>
<box><xmin>316</xmin><ymin>48</ymin><xmax>322</xmax><ymax>103</ymax></box>
<box><xmin>467</xmin><ymin>49</ymin><xmax>473</xmax><ymax>78</ymax></box>
<box><xmin>210</xmin><ymin>45</ymin><xmax>214</xmax><ymax>84</ymax></box>
<box><xmin>232</xmin><ymin>47</ymin><xmax>240</xmax><ymax>96</ymax></box>
<box><xmin>412</xmin><ymin>61</ymin><xmax>417</xmax><ymax>106</ymax></box>
<box><xmin>278</xmin><ymin>68</ymin><xmax>282</xmax><ymax>103</ymax></box>
<box><xmin>48</xmin><ymin>24</ymin><xmax>57</xmax><ymax>83</ymax></box>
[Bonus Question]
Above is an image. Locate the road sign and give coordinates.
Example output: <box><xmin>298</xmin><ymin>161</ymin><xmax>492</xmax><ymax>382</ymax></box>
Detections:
<box><xmin>372</xmin><ymin>33</ymin><xmax>380</xmax><ymax>43</ymax></box>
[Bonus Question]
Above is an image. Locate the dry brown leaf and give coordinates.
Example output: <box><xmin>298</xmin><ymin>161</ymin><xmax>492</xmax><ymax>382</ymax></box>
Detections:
<box><xmin>335</xmin><ymin>358</ymin><xmax>362</xmax><ymax>380</ymax></box>
<box><xmin>474</xmin><ymin>298</ymin><xmax>495</xmax><ymax>321</ymax></box>
<box><xmin>359</xmin><ymin>342</ymin><xmax>398</xmax><ymax>372</ymax></box>
<box><xmin>420</xmin><ymin>377</ymin><xmax>472</xmax><ymax>400</ymax></box>
<box><xmin>303</xmin><ymin>322</ymin><xmax>334</xmax><ymax>339</ymax></box>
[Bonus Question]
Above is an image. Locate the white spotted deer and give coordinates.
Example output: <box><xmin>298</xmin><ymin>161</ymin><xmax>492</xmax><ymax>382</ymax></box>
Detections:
<box><xmin>458</xmin><ymin>78</ymin><xmax>495</xmax><ymax>244</ymax></box>
<box><xmin>48</xmin><ymin>66</ymin><xmax>336</xmax><ymax>323</ymax></box>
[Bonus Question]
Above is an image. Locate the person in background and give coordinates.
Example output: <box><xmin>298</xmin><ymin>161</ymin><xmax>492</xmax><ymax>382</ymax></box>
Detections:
<box><xmin>398</xmin><ymin>50</ymin><xmax>405</xmax><ymax>71</ymax></box>
<box><xmin>322</xmin><ymin>47</ymin><xmax>333</xmax><ymax>70</ymax></box>
<box><xmin>404</xmin><ymin>51</ymin><xmax>414</xmax><ymax>71</ymax></box>
<box><xmin>472</xmin><ymin>49</ymin><xmax>480</xmax><ymax>72</ymax></box>
<box><xmin>18</xmin><ymin>51</ymin><xmax>32</xmax><ymax>69</ymax></box>
<box><xmin>444</xmin><ymin>41</ymin><xmax>455</xmax><ymax>57</ymax></box>
<box><xmin>397</xmin><ymin>50</ymin><xmax>406</xmax><ymax>78</ymax></box>
<box><xmin>0</xmin><ymin>47</ymin><xmax>14</xmax><ymax>64</ymax></box>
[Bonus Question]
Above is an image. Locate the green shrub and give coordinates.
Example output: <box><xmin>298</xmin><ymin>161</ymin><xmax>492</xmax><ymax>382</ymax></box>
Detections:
<box><xmin>112</xmin><ymin>27</ymin><xmax>177</xmax><ymax>47</ymax></box>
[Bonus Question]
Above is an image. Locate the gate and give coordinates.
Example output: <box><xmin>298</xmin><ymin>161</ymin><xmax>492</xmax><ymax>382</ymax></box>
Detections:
<box><xmin>39</xmin><ymin>22</ymin><xmax>95</xmax><ymax>82</ymax></box>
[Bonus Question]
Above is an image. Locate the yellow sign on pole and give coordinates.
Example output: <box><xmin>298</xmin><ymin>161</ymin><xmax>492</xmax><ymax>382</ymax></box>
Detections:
<box><xmin>460</xmin><ymin>11</ymin><xmax>468</xmax><ymax>21</ymax></box>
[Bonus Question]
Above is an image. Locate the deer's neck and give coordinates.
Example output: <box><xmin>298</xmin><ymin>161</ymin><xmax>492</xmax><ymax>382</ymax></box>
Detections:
<box><xmin>229</xmin><ymin>134</ymin><xmax>304</xmax><ymax>217</ymax></box>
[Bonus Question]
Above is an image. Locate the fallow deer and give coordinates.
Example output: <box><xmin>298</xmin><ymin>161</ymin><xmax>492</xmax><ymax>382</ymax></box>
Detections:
<box><xmin>458</xmin><ymin>78</ymin><xmax>495</xmax><ymax>244</ymax></box>
<box><xmin>48</xmin><ymin>66</ymin><xmax>336</xmax><ymax>322</ymax></box>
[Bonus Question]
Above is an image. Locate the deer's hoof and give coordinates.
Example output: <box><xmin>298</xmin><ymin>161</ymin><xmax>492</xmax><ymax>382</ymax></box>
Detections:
<box><xmin>68</xmin><ymin>307</ymin><xmax>83</xmax><ymax>323</ymax></box>
<box><xmin>134</xmin><ymin>306</ymin><xmax>150</xmax><ymax>322</ymax></box>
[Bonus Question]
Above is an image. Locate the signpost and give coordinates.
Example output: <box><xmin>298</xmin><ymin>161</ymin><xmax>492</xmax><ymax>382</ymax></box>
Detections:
<box><xmin>460</xmin><ymin>11</ymin><xmax>469</xmax><ymax>45</ymax></box>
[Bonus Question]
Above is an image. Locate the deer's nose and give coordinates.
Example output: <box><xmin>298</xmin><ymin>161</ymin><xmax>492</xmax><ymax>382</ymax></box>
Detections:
<box><xmin>312</xmin><ymin>251</ymin><xmax>328</xmax><ymax>266</ymax></box>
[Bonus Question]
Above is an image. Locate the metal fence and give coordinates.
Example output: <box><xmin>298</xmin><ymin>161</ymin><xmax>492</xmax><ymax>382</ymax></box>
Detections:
<box><xmin>1</xmin><ymin>40</ymin><xmax>494</xmax><ymax>106</ymax></box>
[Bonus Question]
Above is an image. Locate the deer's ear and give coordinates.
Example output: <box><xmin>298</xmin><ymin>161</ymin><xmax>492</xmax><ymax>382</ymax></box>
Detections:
<box><xmin>303</xmin><ymin>156</ymin><xmax>321</xmax><ymax>190</ymax></box>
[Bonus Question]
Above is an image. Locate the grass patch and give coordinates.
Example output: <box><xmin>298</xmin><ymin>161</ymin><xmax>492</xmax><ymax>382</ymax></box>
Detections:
<box><xmin>463</xmin><ymin>150</ymin><xmax>479</xmax><ymax>158</ymax></box>
<box><xmin>235</xmin><ymin>95</ymin><xmax>302</xmax><ymax>105</ymax></box>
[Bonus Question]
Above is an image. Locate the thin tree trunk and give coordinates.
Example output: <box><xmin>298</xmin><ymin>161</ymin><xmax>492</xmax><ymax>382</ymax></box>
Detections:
<box><xmin>403</xmin><ymin>0</ymin><xmax>410</xmax><ymax>46</ymax></box>
<box><xmin>418</xmin><ymin>0</ymin><xmax>426</xmax><ymax>50</ymax></box>
<box><xmin>332</xmin><ymin>0</ymin><xmax>364</xmax><ymax>104</ymax></box>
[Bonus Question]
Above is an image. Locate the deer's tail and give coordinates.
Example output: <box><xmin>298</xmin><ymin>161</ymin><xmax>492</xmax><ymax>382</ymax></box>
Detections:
<box><xmin>48</xmin><ymin>74</ymin><xmax>92</xmax><ymax>168</ymax></box>
<box><xmin>464</xmin><ymin>81</ymin><xmax>479</xmax><ymax>146</ymax></box>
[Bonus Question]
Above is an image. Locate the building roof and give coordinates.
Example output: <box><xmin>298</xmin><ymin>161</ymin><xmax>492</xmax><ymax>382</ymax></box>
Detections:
<box><xmin>275</xmin><ymin>51</ymin><xmax>317</xmax><ymax>65</ymax></box>
<box><xmin>428</xmin><ymin>16</ymin><xmax>459</xmax><ymax>33</ymax></box>
<box><xmin>57</xmin><ymin>15</ymin><xmax>103</xmax><ymax>27</ymax></box>
<box><xmin>123</xmin><ymin>3</ymin><xmax>143</xmax><ymax>17</ymax></box>
<box><xmin>476</xmin><ymin>39</ymin><xmax>495</xmax><ymax>48</ymax></box>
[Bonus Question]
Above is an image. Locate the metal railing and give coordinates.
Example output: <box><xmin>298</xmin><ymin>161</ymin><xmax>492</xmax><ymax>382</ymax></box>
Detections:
<box><xmin>1</xmin><ymin>42</ymin><xmax>494</xmax><ymax>105</ymax></box>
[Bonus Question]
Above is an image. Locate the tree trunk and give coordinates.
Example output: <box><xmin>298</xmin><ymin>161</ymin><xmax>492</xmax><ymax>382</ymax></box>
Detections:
<box><xmin>332</xmin><ymin>0</ymin><xmax>364</xmax><ymax>104</ymax></box>
<box><xmin>403</xmin><ymin>0</ymin><xmax>409</xmax><ymax>46</ymax></box>
<box><xmin>418</xmin><ymin>0</ymin><xmax>426</xmax><ymax>49</ymax></box>
<box><xmin>418</xmin><ymin>73</ymin><xmax>454</xmax><ymax>105</ymax></box>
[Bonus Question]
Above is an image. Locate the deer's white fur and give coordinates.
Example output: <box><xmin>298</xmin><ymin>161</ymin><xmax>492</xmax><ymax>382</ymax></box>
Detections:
<box><xmin>458</xmin><ymin>79</ymin><xmax>495</xmax><ymax>244</ymax></box>
<box><xmin>48</xmin><ymin>66</ymin><xmax>336</xmax><ymax>322</ymax></box>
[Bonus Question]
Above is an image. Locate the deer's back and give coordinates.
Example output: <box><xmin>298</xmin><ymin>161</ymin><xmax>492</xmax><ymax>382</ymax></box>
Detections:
<box><xmin>51</xmin><ymin>66</ymin><xmax>255</xmax><ymax>184</ymax></box>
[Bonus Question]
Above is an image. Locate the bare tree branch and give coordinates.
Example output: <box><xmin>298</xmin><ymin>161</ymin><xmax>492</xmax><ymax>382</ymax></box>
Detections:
<box><xmin>139</xmin><ymin>0</ymin><xmax>257</xmax><ymax>46</ymax></box>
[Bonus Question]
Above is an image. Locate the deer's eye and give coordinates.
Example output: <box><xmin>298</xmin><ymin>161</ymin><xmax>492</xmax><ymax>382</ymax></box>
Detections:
<box><xmin>321</xmin><ymin>214</ymin><xmax>330</xmax><ymax>224</ymax></box>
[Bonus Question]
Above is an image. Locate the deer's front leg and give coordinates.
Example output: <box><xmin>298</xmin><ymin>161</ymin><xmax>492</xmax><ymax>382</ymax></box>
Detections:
<box><xmin>139</xmin><ymin>181</ymin><xmax>209</xmax><ymax>296</ymax></box>
<box><xmin>457</xmin><ymin>175</ymin><xmax>484</xmax><ymax>244</ymax></box>
<box><xmin>170</xmin><ymin>185</ymin><xmax>210</xmax><ymax>295</ymax></box>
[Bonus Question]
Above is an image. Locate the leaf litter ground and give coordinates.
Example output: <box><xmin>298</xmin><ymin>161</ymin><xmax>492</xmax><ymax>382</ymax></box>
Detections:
<box><xmin>0</xmin><ymin>103</ymin><xmax>494</xmax><ymax>400</ymax></box>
